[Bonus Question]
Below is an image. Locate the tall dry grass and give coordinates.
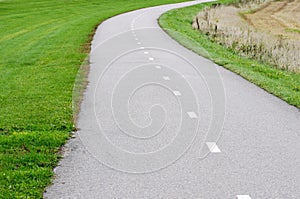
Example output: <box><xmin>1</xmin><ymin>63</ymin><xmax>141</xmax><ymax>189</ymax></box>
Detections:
<box><xmin>192</xmin><ymin>1</ymin><xmax>300</xmax><ymax>72</ymax></box>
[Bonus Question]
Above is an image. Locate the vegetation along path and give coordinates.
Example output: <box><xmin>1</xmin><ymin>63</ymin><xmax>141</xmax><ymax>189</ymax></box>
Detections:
<box><xmin>45</xmin><ymin>0</ymin><xmax>299</xmax><ymax>198</ymax></box>
<box><xmin>0</xmin><ymin>0</ymin><xmax>189</xmax><ymax>198</ymax></box>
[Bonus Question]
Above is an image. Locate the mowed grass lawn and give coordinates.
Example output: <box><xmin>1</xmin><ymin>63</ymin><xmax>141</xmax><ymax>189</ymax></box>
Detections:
<box><xmin>0</xmin><ymin>0</ymin><xmax>187</xmax><ymax>197</ymax></box>
<box><xmin>159</xmin><ymin>0</ymin><xmax>300</xmax><ymax>108</ymax></box>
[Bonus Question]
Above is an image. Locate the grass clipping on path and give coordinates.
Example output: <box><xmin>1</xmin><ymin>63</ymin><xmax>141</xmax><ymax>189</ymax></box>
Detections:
<box><xmin>159</xmin><ymin>0</ymin><xmax>300</xmax><ymax>108</ymax></box>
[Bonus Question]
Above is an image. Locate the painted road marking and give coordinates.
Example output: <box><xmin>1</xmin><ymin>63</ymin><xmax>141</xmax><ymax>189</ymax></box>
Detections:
<box><xmin>236</xmin><ymin>195</ymin><xmax>251</xmax><ymax>199</ymax></box>
<box><xmin>155</xmin><ymin>66</ymin><xmax>161</xmax><ymax>69</ymax></box>
<box><xmin>149</xmin><ymin>57</ymin><xmax>154</xmax><ymax>61</ymax></box>
<box><xmin>187</xmin><ymin>112</ymin><xmax>198</xmax><ymax>119</ymax></box>
<box><xmin>137</xmin><ymin>42</ymin><xmax>141</xmax><ymax>45</ymax></box>
<box><xmin>163</xmin><ymin>76</ymin><xmax>170</xmax><ymax>81</ymax></box>
<box><xmin>144</xmin><ymin>52</ymin><xmax>149</xmax><ymax>54</ymax></box>
<box><xmin>173</xmin><ymin>91</ymin><xmax>181</xmax><ymax>96</ymax></box>
<box><xmin>206</xmin><ymin>142</ymin><xmax>221</xmax><ymax>153</ymax></box>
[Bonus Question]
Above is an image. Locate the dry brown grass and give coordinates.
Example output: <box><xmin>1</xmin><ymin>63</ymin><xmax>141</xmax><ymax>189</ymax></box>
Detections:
<box><xmin>244</xmin><ymin>0</ymin><xmax>300</xmax><ymax>40</ymax></box>
<box><xmin>192</xmin><ymin>0</ymin><xmax>300</xmax><ymax>72</ymax></box>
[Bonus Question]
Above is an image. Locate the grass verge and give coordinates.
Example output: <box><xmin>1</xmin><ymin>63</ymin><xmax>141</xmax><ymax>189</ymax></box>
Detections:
<box><xmin>159</xmin><ymin>0</ymin><xmax>300</xmax><ymax>108</ymax></box>
<box><xmin>0</xmin><ymin>0</ymin><xmax>188</xmax><ymax>197</ymax></box>
<box><xmin>0</xmin><ymin>131</ymin><xmax>69</xmax><ymax>198</ymax></box>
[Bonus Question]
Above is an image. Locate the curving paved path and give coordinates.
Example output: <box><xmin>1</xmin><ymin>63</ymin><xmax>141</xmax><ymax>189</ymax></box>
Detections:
<box><xmin>44</xmin><ymin>1</ymin><xmax>300</xmax><ymax>198</ymax></box>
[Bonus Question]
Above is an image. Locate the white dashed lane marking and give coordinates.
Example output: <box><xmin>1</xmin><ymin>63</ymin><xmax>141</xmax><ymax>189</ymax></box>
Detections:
<box><xmin>144</xmin><ymin>52</ymin><xmax>149</xmax><ymax>54</ymax></box>
<box><xmin>206</xmin><ymin>142</ymin><xmax>221</xmax><ymax>153</ymax></box>
<box><xmin>163</xmin><ymin>76</ymin><xmax>170</xmax><ymax>81</ymax></box>
<box><xmin>173</xmin><ymin>91</ymin><xmax>181</xmax><ymax>96</ymax></box>
<box><xmin>155</xmin><ymin>66</ymin><xmax>161</xmax><ymax>69</ymax></box>
<box><xmin>149</xmin><ymin>57</ymin><xmax>154</xmax><ymax>61</ymax></box>
<box><xmin>187</xmin><ymin>112</ymin><xmax>198</xmax><ymax>119</ymax></box>
<box><xmin>236</xmin><ymin>195</ymin><xmax>251</xmax><ymax>199</ymax></box>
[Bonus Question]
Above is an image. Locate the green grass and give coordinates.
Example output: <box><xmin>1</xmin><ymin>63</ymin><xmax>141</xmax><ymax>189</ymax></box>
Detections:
<box><xmin>0</xmin><ymin>0</ymin><xmax>188</xmax><ymax>198</ymax></box>
<box><xmin>159</xmin><ymin>0</ymin><xmax>300</xmax><ymax>108</ymax></box>
<box><xmin>285</xmin><ymin>28</ymin><xmax>300</xmax><ymax>34</ymax></box>
<box><xmin>0</xmin><ymin>131</ymin><xmax>69</xmax><ymax>198</ymax></box>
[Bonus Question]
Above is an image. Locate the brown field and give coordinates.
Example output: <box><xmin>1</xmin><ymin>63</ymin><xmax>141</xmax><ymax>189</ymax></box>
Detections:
<box><xmin>244</xmin><ymin>0</ymin><xmax>300</xmax><ymax>40</ymax></box>
<box><xmin>192</xmin><ymin>0</ymin><xmax>300</xmax><ymax>72</ymax></box>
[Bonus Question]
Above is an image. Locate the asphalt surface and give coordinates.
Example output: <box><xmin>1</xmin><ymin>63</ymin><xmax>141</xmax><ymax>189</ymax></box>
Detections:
<box><xmin>44</xmin><ymin>1</ymin><xmax>300</xmax><ymax>198</ymax></box>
